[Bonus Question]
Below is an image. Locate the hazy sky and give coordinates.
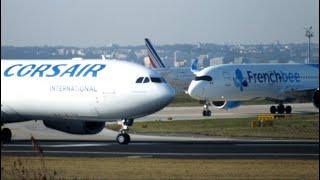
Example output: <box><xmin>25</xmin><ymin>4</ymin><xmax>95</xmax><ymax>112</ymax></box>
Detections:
<box><xmin>1</xmin><ymin>0</ymin><xmax>319</xmax><ymax>46</ymax></box>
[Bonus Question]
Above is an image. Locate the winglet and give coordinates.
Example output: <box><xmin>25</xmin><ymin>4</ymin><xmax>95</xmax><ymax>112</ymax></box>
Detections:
<box><xmin>190</xmin><ymin>58</ymin><xmax>199</xmax><ymax>74</ymax></box>
<box><xmin>145</xmin><ymin>38</ymin><xmax>166</xmax><ymax>68</ymax></box>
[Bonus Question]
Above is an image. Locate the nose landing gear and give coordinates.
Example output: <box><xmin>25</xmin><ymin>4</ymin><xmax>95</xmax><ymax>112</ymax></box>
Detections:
<box><xmin>116</xmin><ymin>119</ymin><xmax>133</xmax><ymax>145</ymax></box>
<box><xmin>270</xmin><ymin>104</ymin><xmax>292</xmax><ymax>114</ymax></box>
<box><xmin>202</xmin><ymin>103</ymin><xmax>212</xmax><ymax>116</ymax></box>
<box><xmin>116</xmin><ymin>133</ymin><xmax>131</xmax><ymax>145</ymax></box>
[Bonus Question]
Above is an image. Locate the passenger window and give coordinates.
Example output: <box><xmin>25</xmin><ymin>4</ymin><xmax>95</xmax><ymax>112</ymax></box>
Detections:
<box><xmin>195</xmin><ymin>76</ymin><xmax>212</xmax><ymax>81</ymax></box>
<box><xmin>136</xmin><ymin>77</ymin><xmax>144</xmax><ymax>83</ymax></box>
<box><xmin>143</xmin><ymin>77</ymin><xmax>150</xmax><ymax>83</ymax></box>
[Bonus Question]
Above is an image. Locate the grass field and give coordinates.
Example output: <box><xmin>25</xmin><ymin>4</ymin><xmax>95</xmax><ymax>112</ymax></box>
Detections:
<box><xmin>1</xmin><ymin>156</ymin><xmax>319</xmax><ymax>180</ymax></box>
<box><xmin>108</xmin><ymin>113</ymin><xmax>319</xmax><ymax>139</ymax></box>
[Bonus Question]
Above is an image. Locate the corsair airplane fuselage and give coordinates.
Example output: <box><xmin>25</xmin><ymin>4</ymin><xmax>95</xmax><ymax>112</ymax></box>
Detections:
<box><xmin>1</xmin><ymin>59</ymin><xmax>174</xmax><ymax>123</ymax></box>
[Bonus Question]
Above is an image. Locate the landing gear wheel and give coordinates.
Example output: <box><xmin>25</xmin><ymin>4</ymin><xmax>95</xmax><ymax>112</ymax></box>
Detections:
<box><xmin>207</xmin><ymin>110</ymin><xmax>211</xmax><ymax>116</ymax></box>
<box><xmin>202</xmin><ymin>110</ymin><xmax>211</xmax><ymax>116</ymax></box>
<box><xmin>117</xmin><ymin>133</ymin><xmax>130</xmax><ymax>145</ymax></box>
<box><xmin>285</xmin><ymin>106</ymin><xmax>292</xmax><ymax>114</ymax></box>
<box><xmin>124</xmin><ymin>133</ymin><xmax>130</xmax><ymax>143</ymax></box>
<box><xmin>270</xmin><ymin>106</ymin><xmax>277</xmax><ymax>114</ymax></box>
<box><xmin>277</xmin><ymin>104</ymin><xmax>285</xmax><ymax>114</ymax></box>
<box><xmin>202</xmin><ymin>102</ymin><xmax>211</xmax><ymax>116</ymax></box>
<box><xmin>117</xmin><ymin>118</ymin><xmax>134</xmax><ymax>144</ymax></box>
<box><xmin>1</xmin><ymin>128</ymin><xmax>12</xmax><ymax>143</ymax></box>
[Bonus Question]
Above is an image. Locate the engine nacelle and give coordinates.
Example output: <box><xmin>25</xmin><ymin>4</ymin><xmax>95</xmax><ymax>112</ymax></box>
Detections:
<box><xmin>313</xmin><ymin>89</ymin><xmax>319</xmax><ymax>109</ymax></box>
<box><xmin>43</xmin><ymin>120</ymin><xmax>105</xmax><ymax>135</ymax></box>
<box><xmin>212</xmin><ymin>101</ymin><xmax>241</xmax><ymax>110</ymax></box>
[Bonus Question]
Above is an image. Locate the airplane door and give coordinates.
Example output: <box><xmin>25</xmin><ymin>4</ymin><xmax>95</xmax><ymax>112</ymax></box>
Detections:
<box><xmin>95</xmin><ymin>85</ymin><xmax>116</xmax><ymax>114</ymax></box>
<box><xmin>223</xmin><ymin>71</ymin><xmax>232</xmax><ymax>86</ymax></box>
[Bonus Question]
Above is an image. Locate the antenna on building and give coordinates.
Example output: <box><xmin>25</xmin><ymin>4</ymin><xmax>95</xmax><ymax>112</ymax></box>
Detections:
<box><xmin>305</xmin><ymin>26</ymin><xmax>313</xmax><ymax>64</ymax></box>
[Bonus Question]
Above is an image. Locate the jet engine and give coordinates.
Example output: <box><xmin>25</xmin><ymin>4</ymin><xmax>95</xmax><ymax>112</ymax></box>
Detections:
<box><xmin>43</xmin><ymin>120</ymin><xmax>105</xmax><ymax>134</ymax></box>
<box><xmin>211</xmin><ymin>101</ymin><xmax>241</xmax><ymax>110</ymax></box>
<box><xmin>313</xmin><ymin>89</ymin><xmax>319</xmax><ymax>108</ymax></box>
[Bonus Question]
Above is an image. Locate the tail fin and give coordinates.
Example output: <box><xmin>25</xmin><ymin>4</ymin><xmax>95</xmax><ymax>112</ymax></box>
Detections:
<box><xmin>145</xmin><ymin>38</ymin><xmax>166</xmax><ymax>68</ymax></box>
<box><xmin>190</xmin><ymin>58</ymin><xmax>199</xmax><ymax>74</ymax></box>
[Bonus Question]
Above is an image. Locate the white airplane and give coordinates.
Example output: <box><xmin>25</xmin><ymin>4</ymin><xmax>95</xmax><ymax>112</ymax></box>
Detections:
<box><xmin>188</xmin><ymin>63</ymin><xmax>319</xmax><ymax>116</ymax></box>
<box><xmin>1</xmin><ymin>59</ymin><xmax>175</xmax><ymax>144</ymax></box>
<box><xmin>145</xmin><ymin>38</ymin><xmax>197</xmax><ymax>93</ymax></box>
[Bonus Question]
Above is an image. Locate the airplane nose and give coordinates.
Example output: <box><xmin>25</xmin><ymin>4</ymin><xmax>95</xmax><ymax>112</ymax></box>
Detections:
<box><xmin>187</xmin><ymin>81</ymin><xmax>204</xmax><ymax>100</ymax></box>
<box><xmin>159</xmin><ymin>85</ymin><xmax>175</xmax><ymax>107</ymax></box>
<box><xmin>148</xmin><ymin>85</ymin><xmax>175</xmax><ymax>112</ymax></box>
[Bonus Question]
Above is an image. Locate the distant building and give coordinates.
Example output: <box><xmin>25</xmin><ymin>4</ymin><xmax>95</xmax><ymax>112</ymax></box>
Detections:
<box><xmin>198</xmin><ymin>54</ymin><xmax>210</xmax><ymax>68</ymax></box>
<box><xmin>288</xmin><ymin>60</ymin><xmax>298</xmax><ymax>64</ymax></box>
<box><xmin>114</xmin><ymin>53</ymin><xmax>128</xmax><ymax>60</ymax></box>
<box><xmin>57</xmin><ymin>49</ymin><xmax>65</xmax><ymax>56</ymax></box>
<box><xmin>174</xmin><ymin>51</ymin><xmax>189</xmax><ymax>67</ymax></box>
<box><xmin>76</xmin><ymin>49</ymin><xmax>85</xmax><ymax>56</ymax></box>
<box><xmin>174</xmin><ymin>60</ymin><xmax>188</xmax><ymax>67</ymax></box>
<box><xmin>210</xmin><ymin>57</ymin><xmax>224</xmax><ymax>65</ymax></box>
<box><xmin>135</xmin><ymin>49</ymin><xmax>148</xmax><ymax>59</ymax></box>
<box><xmin>269</xmin><ymin>60</ymin><xmax>279</xmax><ymax>63</ymax></box>
<box><xmin>233</xmin><ymin>57</ymin><xmax>244</xmax><ymax>64</ymax></box>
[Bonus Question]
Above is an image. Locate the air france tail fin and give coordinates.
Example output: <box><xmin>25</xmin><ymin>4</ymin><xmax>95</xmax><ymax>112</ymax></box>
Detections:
<box><xmin>190</xmin><ymin>58</ymin><xmax>199</xmax><ymax>74</ymax></box>
<box><xmin>145</xmin><ymin>38</ymin><xmax>166</xmax><ymax>68</ymax></box>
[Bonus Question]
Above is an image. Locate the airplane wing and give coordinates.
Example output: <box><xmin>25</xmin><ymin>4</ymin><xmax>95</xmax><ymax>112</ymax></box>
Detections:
<box><xmin>267</xmin><ymin>87</ymin><xmax>318</xmax><ymax>103</ymax></box>
<box><xmin>283</xmin><ymin>88</ymin><xmax>317</xmax><ymax>99</ymax></box>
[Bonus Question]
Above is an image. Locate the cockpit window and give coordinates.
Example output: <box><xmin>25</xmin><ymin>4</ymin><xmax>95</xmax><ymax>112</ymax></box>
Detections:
<box><xmin>195</xmin><ymin>75</ymin><xmax>212</xmax><ymax>81</ymax></box>
<box><xmin>136</xmin><ymin>77</ymin><xmax>144</xmax><ymax>83</ymax></box>
<box><xmin>143</xmin><ymin>77</ymin><xmax>150</xmax><ymax>83</ymax></box>
<box><xmin>136</xmin><ymin>76</ymin><xmax>167</xmax><ymax>84</ymax></box>
<box><xmin>150</xmin><ymin>77</ymin><xmax>162</xmax><ymax>83</ymax></box>
<box><xmin>150</xmin><ymin>77</ymin><xmax>168</xmax><ymax>83</ymax></box>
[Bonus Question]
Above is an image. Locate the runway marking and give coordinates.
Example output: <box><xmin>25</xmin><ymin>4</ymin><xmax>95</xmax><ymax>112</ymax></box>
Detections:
<box><xmin>47</xmin><ymin>143</ymin><xmax>112</xmax><ymax>148</ymax></box>
<box><xmin>235</xmin><ymin>143</ymin><xmax>318</xmax><ymax>147</ymax></box>
<box><xmin>3</xmin><ymin>143</ymin><xmax>112</xmax><ymax>148</ymax></box>
<box><xmin>2</xmin><ymin>150</ymin><xmax>319</xmax><ymax>157</ymax></box>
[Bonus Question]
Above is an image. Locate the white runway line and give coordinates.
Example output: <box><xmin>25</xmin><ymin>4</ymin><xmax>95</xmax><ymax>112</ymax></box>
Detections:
<box><xmin>3</xmin><ymin>143</ymin><xmax>112</xmax><ymax>148</ymax></box>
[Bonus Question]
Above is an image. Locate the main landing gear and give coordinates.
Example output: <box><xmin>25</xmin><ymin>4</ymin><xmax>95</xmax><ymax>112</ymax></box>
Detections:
<box><xmin>1</xmin><ymin>125</ymin><xmax>12</xmax><ymax>144</ymax></box>
<box><xmin>270</xmin><ymin>104</ymin><xmax>292</xmax><ymax>114</ymax></box>
<box><xmin>202</xmin><ymin>103</ymin><xmax>212</xmax><ymax>117</ymax></box>
<box><xmin>116</xmin><ymin>119</ymin><xmax>133</xmax><ymax>145</ymax></box>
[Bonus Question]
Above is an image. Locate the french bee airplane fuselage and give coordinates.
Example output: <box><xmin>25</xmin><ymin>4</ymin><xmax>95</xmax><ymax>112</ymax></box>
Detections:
<box><xmin>1</xmin><ymin>59</ymin><xmax>174</xmax><ymax>144</ymax></box>
<box><xmin>188</xmin><ymin>63</ymin><xmax>319</xmax><ymax>116</ymax></box>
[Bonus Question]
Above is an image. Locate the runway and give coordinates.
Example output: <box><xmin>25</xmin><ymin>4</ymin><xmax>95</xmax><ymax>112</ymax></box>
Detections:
<box><xmin>5</xmin><ymin>103</ymin><xmax>318</xmax><ymax>141</ymax></box>
<box><xmin>2</xmin><ymin>103</ymin><xmax>318</xmax><ymax>160</ymax></box>
<box><xmin>2</xmin><ymin>140</ymin><xmax>319</xmax><ymax>159</ymax></box>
